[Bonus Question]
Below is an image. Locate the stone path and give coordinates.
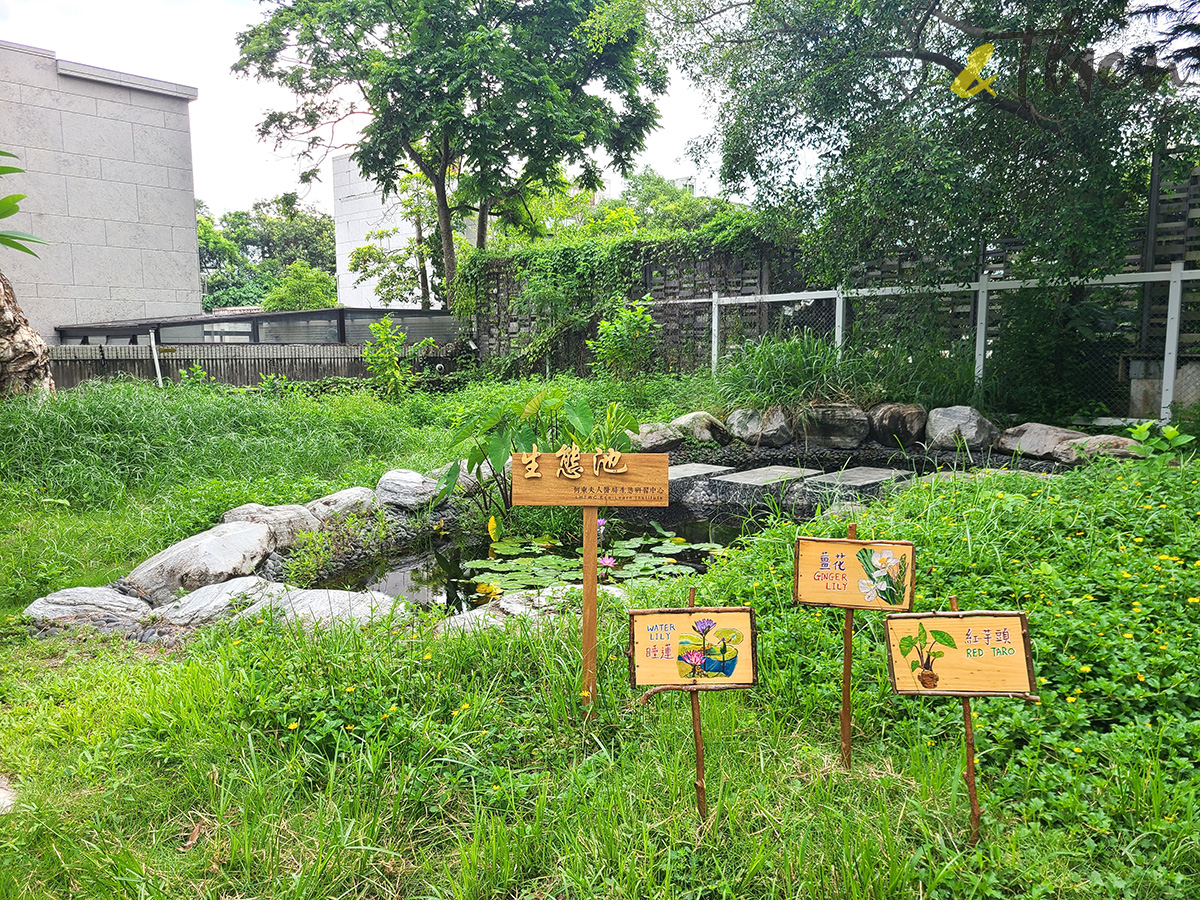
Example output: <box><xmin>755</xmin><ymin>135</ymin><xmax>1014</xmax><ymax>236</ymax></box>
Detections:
<box><xmin>669</xmin><ymin>462</ymin><xmax>911</xmax><ymax>511</ymax></box>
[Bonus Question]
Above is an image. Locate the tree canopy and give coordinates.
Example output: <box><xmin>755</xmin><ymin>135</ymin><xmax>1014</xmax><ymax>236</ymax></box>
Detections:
<box><xmin>665</xmin><ymin>0</ymin><xmax>1200</xmax><ymax>282</ymax></box>
<box><xmin>235</xmin><ymin>0</ymin><xmax>666</xmax><ymax>291</ymax></box>
<box><xmin>197</xmin><ymin>195</ymin><xmax>337</xmax><ymax>311</ymax></box>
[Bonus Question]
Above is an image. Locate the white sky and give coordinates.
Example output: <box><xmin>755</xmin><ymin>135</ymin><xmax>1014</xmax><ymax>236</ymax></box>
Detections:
<box><xmin>0</xmin><ymin>0</ymin><xmax>716</xmax><ymax>216</ymax></box>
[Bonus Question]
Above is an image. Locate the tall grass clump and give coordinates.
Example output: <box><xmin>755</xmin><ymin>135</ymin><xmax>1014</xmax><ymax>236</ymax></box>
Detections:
<box><xmin>715</xmin><ymin>331</ymin><xmax>874</xmax><ymax>411</ymax></box>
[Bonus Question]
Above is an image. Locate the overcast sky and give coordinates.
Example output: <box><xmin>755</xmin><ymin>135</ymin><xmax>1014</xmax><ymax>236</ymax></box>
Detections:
<box><xmin>1</xmin><ymin>0</ymin><xmax>716</xmax><ymax>216</ymax></box>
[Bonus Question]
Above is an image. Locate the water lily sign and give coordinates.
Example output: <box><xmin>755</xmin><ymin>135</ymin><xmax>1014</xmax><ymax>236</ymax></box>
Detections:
<box><xmin>628</xmin><ymin>607</ymin><xmax>758</xmax><ymax>689</ymax></box>
<box><xmin>794</xmin><ymin>537</ymin><xmax>915</xmax><ymax>611</ymax></box>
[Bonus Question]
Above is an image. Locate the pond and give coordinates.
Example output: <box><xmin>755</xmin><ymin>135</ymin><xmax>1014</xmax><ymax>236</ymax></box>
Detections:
<box><xmin>322</xmin><ymin>516</ymin><xmax>752</xmax><ymax>612</ymax></box>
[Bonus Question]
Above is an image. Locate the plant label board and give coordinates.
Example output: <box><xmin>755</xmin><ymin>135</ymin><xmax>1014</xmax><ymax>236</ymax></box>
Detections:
<box><xmin>884</xmin><ymin>611</ymin><xmax>1037</xmax><ymax>699</ymax></box>
<box><xmin>511</xmin><ymin>448</ymin><xmax>669</xmax><ymax>507</ymax></box>
<box><xmin>793</xmin><ymin>536</ymin><xmax>915</xmax><ymax>611</ymax></box>
<box><xmin>629</xmin><ymin>607</ymin><xmax>758</xmax><ymax>690</ymax></box>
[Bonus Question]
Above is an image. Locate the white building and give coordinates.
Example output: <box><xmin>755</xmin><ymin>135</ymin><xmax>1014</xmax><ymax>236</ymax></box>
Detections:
<box><xmin>0</xmin><ymin>39</ymin><xmax>202</xmax><ymax>342</ymax></box>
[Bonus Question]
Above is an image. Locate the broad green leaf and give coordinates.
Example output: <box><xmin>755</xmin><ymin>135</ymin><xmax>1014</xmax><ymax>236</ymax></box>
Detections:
<box><xmin>931</xmin><ymin>630</ymin><xmax>957</xmax><ymax>649</ymax></box>
<box><xmin>898</xmin><ymin>634</ymin><xmax>916</xmax><ymax>657</ymax></box>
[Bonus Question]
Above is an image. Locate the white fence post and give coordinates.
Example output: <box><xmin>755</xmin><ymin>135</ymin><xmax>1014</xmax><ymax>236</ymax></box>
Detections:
<box><xmin>1160</xmin><ymin>260</ymin><xmax>1184</xmax><ymax>421</ymax></box>
<box><xmin>710</xmin><ymin>291</ymin><xmax>720</xmax><ymax>376</ymax></box>
<box><xmin>834</xmin><ymin>287</ymin><xmax>845</xmax><ymax>358</ymax></box>
<box><xmin>974</xmin><ymin>270</ymin><xmax>990</xmax><ymax>384</ymax></box>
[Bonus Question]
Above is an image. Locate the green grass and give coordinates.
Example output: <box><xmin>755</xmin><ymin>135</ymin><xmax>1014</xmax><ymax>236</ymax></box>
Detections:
<box><xmin>0</xmin><ymin>374</ymin><xmax>713</xmax><ymax>616</ymax></box>
<box><xmin>1</xmin><ymin>447</ymin><xmax>1198</xmax><ymax>897</ymax></box>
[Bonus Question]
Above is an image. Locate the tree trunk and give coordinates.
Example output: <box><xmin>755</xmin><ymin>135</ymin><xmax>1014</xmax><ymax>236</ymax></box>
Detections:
<box><xmin>476</xmin><ymin>198</ymin><xmax>490</xmax><ymax>250</ymax></box>
<box><xmin>432</xmin><ymin>175</ymin><xmax>457</xmax><ymax>289</ymax></box>
<box><xmin>0</xmin><ymin>268</ymin><xmax>55</xmax><ymax>396</ymax></box>
<box><xmin>414</xmin><ymin>213</ymin><xmax>431</xmax><ymax>311</ymax></box>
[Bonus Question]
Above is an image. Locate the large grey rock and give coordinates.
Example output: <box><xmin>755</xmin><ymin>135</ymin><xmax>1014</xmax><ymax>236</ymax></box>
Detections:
<box><xmin>376</xmin><ymin>469</ymin><xmax>439</xmax><ymax>510</ymax></box>
<box><xmin>868</xmin><ymin>403</ymin><xmax>928</xmax><ymax>448</ymax></box>
<box><xmin>25</xmin><ymin>586</ymin><xmax>152</xmax><ymax>625</ymax></box>
<box><xmin>669</xmin><ymin>411</ymin><xmax>732</xmax><ymax>445</ymax></box>
<box><xmin>436</xmin><ymin>584</ymin><xmax>627</xmax><ymax>636</ymax></box>
<box><xmin>127</xmin><ymin>522</ymin><xmax>277</xmax><ymax>606</ymax></box>
<box><xmin>1</xmin><ymin>270</ymin><xmax>55</xmax><ymax>396</ymax></box>
<box><xmin>802</xmin><ymin>404</ymin><xmax>869</xmax><ymax>449</ymax></box>
<box><xmin>221</xmin><ymin>503</ymin><xmax>320</xmax><ymax>550</ymax></box>
<box><xmin>627</xmin><ymin>423</ymin><xmax>685</xmax><ymax>452</ymax></box>
<box><xmin>237</xmin><ymin>588</ymin><xmax>408</xmax><ymax>627</ymax></box>
<box><xmin>996</xmin><ymin>423</ymin><xmax>1088</xmax><ymax>460</ymax></box>
<box><xmin>305</xmin><ymin>487</ymin><xmax>378</xmax><ymax>524</ymax></box>
<box><xmin>158</xmin><ymin>576</ymin><xmax>291</xmax><ymax>627</ymax></box>
<box><xmin>726</xmin><ymin>408</ymin><xmax>793</xmax><ymax>448</ymax></box>
<box><xmin>926</xmin><ymin>406</ymin><xmax>999</xmax><ymax>451</ymax></box>
<box><xmin>1053</xmin><ymin>434</ymin><xmax>1142</xmax><ymax>464</ymax></box>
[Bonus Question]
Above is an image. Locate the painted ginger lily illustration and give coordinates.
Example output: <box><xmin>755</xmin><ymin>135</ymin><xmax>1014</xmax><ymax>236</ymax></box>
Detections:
<box><xmin>898</xmin><ymin>623</ymin><xmax>957</xmax><ymax>689</ymax></box>
<box><xmin>856</xmin><ymin>547</ymin><xmax>908</xmax><ymax>605</ymax></box>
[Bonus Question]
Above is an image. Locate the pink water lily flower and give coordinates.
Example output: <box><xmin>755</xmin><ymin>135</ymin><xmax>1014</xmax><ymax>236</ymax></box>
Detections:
<box><xmin>681</xmin><ymin>650</ymin><xmax>706</xmax><ymax>675</ymax></box>
<box><xmin>598</xmin><ymin>556</ymin><xmax>616</xmax><ymax>567</ymax></box>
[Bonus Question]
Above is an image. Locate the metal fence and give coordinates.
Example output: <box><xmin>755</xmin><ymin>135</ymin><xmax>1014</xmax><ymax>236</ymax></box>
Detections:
<box><xmin>650</xmin><ymin>262</ymin><xmax>1200</xmax><ymax>423</ymax></box>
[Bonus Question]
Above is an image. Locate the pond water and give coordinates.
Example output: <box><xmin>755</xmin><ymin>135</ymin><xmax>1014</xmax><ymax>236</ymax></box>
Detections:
<box><xmin>324</xmin><ymin>516</ymin><xmax>753</xmax><ymax>612</ymax></box>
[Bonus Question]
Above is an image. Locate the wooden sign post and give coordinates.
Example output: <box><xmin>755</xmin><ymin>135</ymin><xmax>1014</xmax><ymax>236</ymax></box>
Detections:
<box><xmin>793</xmin><ymin>525</ymin><xmax>915</xmax><ymax>768</ymax></box>
<box><xmin>512</xmin><ymin>446</ymin><xmax>668</xmax><ymax>708</ymax></box>
<box><xmin>884</xmin><ymin>599</ymin><xmax>1038</xmax><ymax>844</ymax></box>
<box><xmin>630</xmin><ymin>588</ymin><xmax>758</xmax><ymax>822</ymax></box>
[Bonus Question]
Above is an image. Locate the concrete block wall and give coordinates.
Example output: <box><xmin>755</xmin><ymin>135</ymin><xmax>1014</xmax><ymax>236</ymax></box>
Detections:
<box><xmin>332</xmin><ymin>153</ymin><xmax>421</xmax><ymax>309</ymax></box>
<box><xmin>0</xmin><ymin>40</ymin><xmax>202</xmax><ymax>342</ymax></box>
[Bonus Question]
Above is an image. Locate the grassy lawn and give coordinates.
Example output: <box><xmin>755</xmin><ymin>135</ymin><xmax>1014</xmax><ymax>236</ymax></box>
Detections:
<box><xmin>0</xmin><ymin>379</ymin><xmax>1197</xmax><ymax>898</ymax></box>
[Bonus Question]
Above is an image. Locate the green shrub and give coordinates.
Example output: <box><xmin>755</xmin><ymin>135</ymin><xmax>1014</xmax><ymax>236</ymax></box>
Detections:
<box><xmin>587</xmin><ymin>296</ymin><xmax>662</xmax><ymax>379</ymax></box>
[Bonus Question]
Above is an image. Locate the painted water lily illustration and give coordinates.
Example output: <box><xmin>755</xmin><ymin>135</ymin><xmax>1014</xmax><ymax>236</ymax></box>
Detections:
<box><xmin>693</xmin><ymin>617</ymin><xmax>717</xmax><ymax>655</ymax></box>
<box><xmin>681</xmin><ymin>650</ymin><xmax>705</xmax><ymax>677</ymax></box>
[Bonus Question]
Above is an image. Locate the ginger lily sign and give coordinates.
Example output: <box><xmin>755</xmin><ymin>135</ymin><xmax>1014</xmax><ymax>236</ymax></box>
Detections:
<box><xmin>793</xmin><ymin>537</ymin><xmax>915</xmax><ymax>610</ymax></box>
<box><xmin>511</xmin><ymin>446</ymin><xmax>668</xmax><ymax>507</ymax></box>
<box><xmin>884</xmin><ymin>611</ymin><xmax>1037</xmax><ymax>699</ymax></box>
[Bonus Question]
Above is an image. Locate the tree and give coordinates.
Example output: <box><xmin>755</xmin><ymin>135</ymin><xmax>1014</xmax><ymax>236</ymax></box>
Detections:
<box><xmin>261</xmin><ymin>259</ymin><xmax>338</xmax><ymax>311</ymax></box>
<box><xmin>601</xmin><ymin>166</ymin><xmax>734</xmax><ymax>232</ymax></box>
<box><xmin>348</xmin><ymin>173</ymin><xmax>439</xmax><ymax>308</ymax></box>
<box><xmin>664</xmin><ymin>0</ymin><xmax>1200</xmax><ymax>282</ymax></box>
<box><xmin>197</xmin><ymin>194</ymin><xmax>336</xmax><ymax>311</ymax></box>
<box><xmin>234</xmin><ymin>0</ymin><xmax>666</xmax><ymax>292</ymax></box>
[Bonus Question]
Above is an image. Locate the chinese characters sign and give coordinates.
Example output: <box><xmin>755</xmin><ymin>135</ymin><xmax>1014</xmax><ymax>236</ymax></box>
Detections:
<box><xmin>629</xmin><ymin>607</ymin><xmax>758</xmax><ymax>689</ymax></box>
<box><xmin>511</xmin><ymin>447</ymin><xmax>669</xmax><ymax>507</ymax></box>
<box><xmin>794</xmin><ymin>537</ymin><xmax>915</xmax><ymax>611</ymax></box>
<box><xmin>884</xmin><ymin>612</ymin><xmax>1037</xmax><ymax>699</ymax></box>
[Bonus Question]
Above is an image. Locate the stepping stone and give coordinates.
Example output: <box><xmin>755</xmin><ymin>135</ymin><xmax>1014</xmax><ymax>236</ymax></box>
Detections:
<box><xmin>803</xmin><ymin>466</ymin><xmax>910</xmax><ymax>504</ymax></box>
<box><xmin>668</xmin><ymin>463</ymin><xmax>735</xmax><ymax>506</ymax></box>
<box><xmin>711</xmin><ymin>465</ymin><xmax>821</xmax><ymax>506</ymax></box>
<box><xmin>668</xmin><ymin>463</ymin><xmax>735</xmax><ymax>481</ymax></box>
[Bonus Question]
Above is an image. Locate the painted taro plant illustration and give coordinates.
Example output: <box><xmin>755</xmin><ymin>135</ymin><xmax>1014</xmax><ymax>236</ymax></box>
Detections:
<box><xmin>676</xmin><ymin>618</ymin><xmax>744</xmax><ymax>679</ymax></box>
<box><xmin>857</xmin><ymin>546</ymin><xmax>908</xmax><ymax>606</ymax></box>
<box><xmin>898</xmin><ymin>623</ymin><xmax>957</xmax><ymax>689</ymax></box>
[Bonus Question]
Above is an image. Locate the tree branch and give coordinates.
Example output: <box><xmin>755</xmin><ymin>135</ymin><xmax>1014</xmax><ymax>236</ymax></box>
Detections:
<box><xmin>871</xmin><ymin>49</ymin><xmax>1062</xmax><ymax>134</ymax></box>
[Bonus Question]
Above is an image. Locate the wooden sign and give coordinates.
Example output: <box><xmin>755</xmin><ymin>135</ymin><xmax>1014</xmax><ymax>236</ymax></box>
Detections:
<box><xmin>794</xmin><ymin>536</ymin><xmax>915</xmax><ymax>611</ymax></box>
<box><xmin>629</xmin><ymin>607</ymin><xmax>758</xmax><ymax>690</ymax></box>
<box><xmin>884</xmin><ymin>611</ymin><xmax>1037</xmax><ymax>699</ymax></box>
<box><xmin>510</xmin><ymin>447</ymin><xmax>668</xmax><ymax>507</ymax></box>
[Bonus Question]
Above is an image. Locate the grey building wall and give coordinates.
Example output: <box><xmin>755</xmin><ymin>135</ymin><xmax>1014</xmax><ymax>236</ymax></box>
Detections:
<box><xmin>0</xmin><ymin>39</ymin><xmax>202</xmax><ymax>342</ymax></box>
<box><xmin>333</xmin><ymin>153</ymin><xmax>421</xmax><ymax>309</ymax></box>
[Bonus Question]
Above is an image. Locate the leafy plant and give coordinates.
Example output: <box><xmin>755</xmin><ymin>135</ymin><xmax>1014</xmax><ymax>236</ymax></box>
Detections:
<box><xmin>587</xmin><ymin>296</ymin><xmax>662</xmax><ymax>379</ymax></box>
<box><xmin>434</xmin><ymin>387</ymin><xmax>638</xmax><ymax>522</ymax></box>
<box><xmin>361</xmin><ymin>316</ymin><xmax>434</xmax><ymax>400</ymax></box>
<box><xmin>1128</xmin><ymin>420</ymin><xmax>1196</xmax><ymax>459</ymax></box>
<box><xmin>0</xmin><ymin>151</ymin><xmax>46</xmax><ymax>256</ymax></box>
<box><xmin>898</xmin><ymin>623</ymin><xmax>958</xmax><ymax>689</ymax></box>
